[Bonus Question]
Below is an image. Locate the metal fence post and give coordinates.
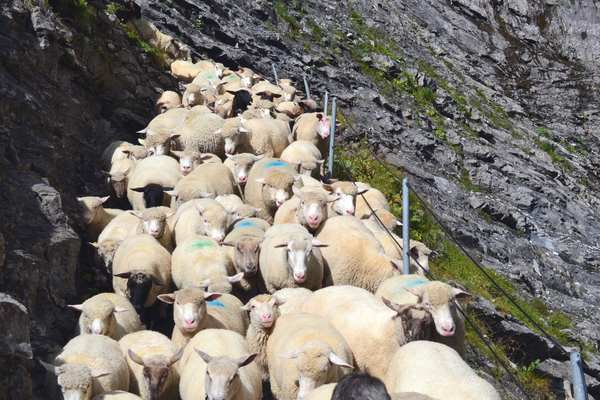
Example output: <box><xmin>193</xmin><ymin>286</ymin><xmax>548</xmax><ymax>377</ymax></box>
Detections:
<box><xmin>571</xmin><ymin>351</ymin><xmax>589</xmax><ymax>400</ymax></box>
<box><xmin>324</xmin><ymin>92</ymin><xmax>329</xmax><ymax>115</ymax></box>
<box><xmin>303</xmin><ymin>74</ymin><xmax>311</xmax><ymax>99</ymax></box>
<box><xmin>402</xmin><ymin>177</ymin><xmax>410</xmax><ymax>274</ymax></box>
<box><xmin>272</xmin><ymin>64</ymin><xmax>278</xmax><ymax>85</ymax></box>
<box><xmin>327</xmin><ymin>97</ymin><xmax>337</xmax><ymax>177</ymax></box>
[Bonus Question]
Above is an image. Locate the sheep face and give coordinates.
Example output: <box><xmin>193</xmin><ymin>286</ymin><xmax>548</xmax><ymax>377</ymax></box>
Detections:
<box><xmin>196</xmin><ymin>204</ymin><xmax>228</xmax><ymax>243</ymax></box>
<box><xmin>42</xmin><ymin>362</ymin><xmax>109</xmax><ymax>400</ymax></box>
<box><xmin>260</xmin><ymin>182</ymin><xmax>293</xmax><ymax>210</ymax></box>
<box><xmin>130</xmin><ymin>184</ymin><xmax>173</xmax><ymax>208</ymax></box>
<box><xmin>135</xmin><ymin>209</ymin><xmax>170</xmax><ymax>239</ymax></box>
<box><xmin>330</xmin><ymin>190</ymin><xmax>356</xmax><ymax>216</ymax></box>
<box><xmin>226</xmin><ymin>154</ymin><xmax>263</xmax><ymax>186</ymax></box>
<box><xmin>114</xmin><ymin>270</ymin><xmax>162</xmax><ymax>313</ymax></box>
<box><xmin>315</xmin><ymin>114</ymin><xmax>331</xmax><ymax>139</ymax></box>
<box><xmin>128</xmin><ymin>349</ymin><xmax>183</xmax><ymax>400</ymax></box>
<box><xmin>294</xmin><ymin>190</ymin><xmax>333</xmax><ymax>231</ymax></box>
<box><xmin>282</xmin><ymin>342</ymin><xmax>352</xmax><ymax>400</ymax></box>
<box><xmin>274</xmin><ymin>236</ymin><xmax>327</xmax><ymax>284</ymax></box>
<box><xmin>158</xmin><ymin>289</ymin><xmax>220</xmax><ymax>333</ymax></box>
<box><xmin>77</xmin><ymin>196</ymin><xmax>109</xmax><ymax>224</ymax></box>
<box><xmin>243</xmin><ymin>294</ymin><xmax>281</xmax><ymax>329</ymax></box>
<box><xmin>200</xmin><ymin>273</ymin><xmax>244</xmax><ymax>294</ymax></box>
<box><xmin>174</xmin><ymin>151</ymin><xmax>213</xmax><ymax>176</ymax></box>
<box><xmin>72</xmin><ymin>299</ymin><xmax>125</xmax><ymax>336</ymax></box>
<box><xmin>231</xmin><ymin>237</ymin><xmax>261</xmax><ymax>275</ymax></box>
<box><xmin>410</xmin><ymin>282</ymin><xmax>470</xmax><ymax>338</ymax></box>
<box><xmin>195</xmin><ymin>351</ymin><xmax>257</xmax><ymax>400</ymax></box>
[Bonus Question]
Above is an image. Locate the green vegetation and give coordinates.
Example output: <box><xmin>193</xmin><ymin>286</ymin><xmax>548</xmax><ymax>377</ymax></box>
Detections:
<box><xmin>533</xmin><ymin>137</ymin><xmax>572</xmax><ymax>171</ymax></box>
<box><xmin>105</xmin><ymin>2</ymin><xmax>123</xmax><ymax>15</ymax></box>
<box><xmin>459</xmin><ymin>168</ymin><xmax>483</xmax><ymax>193</ymax></box>
<box><xmin>123</xmin><ymin>22</ymin><xmax>168</xmax><ymax>67</ymax></box>
<box><xmin>332</xmin><ymin>141</ymin><xmax>589</xmax><ymax>398</ymax></box>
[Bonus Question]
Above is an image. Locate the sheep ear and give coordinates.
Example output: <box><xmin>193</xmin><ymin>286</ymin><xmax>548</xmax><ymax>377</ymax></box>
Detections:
<box><xmin>130</xmin><ymin>187</ymin><xmax>146</xmax><ymax>193</ymax></box>
<box><xmin>228</xmin><ymin>272</ymin><xmax>245</xmax><ymax>283</ymax></box>
<box><xmin>322</xmin><ymin>184</ymin><xmax>334</xmax><ymax>193</ymax></box>
<box><xmin>113</xmin><ymin>307</ymin><xmax>128</xmax><ymax>313</ymax></box>
<box><xmin>255</xmin><ymin>178</ymin><xmax>266</xmax><ymax>185</ymax></box>
<box><xmin>273</xmin><ymin>242</ymin><xmax>289</xmax><ymax>248</ymax></box>
<box><xmin>326</xmin><ymin>195</ymin><xmax>339</xmax><ymax>203</ymax></box>
<box><xmin>157</xmin><ymin>293</ymin><xmax>176</xmax><ymax>304</ymax></box>
<box><xmin>291</xmin><ymin>185</ymin><xmax>302</xmax><ymax>198</ymax></box>
<box><xmin>390</xmin><ymin>259</ymin><xmax>403</xmax><ymax>272</ymax></box>
<box><xmin>195</xmin><ymin>349</ymin><xmax>213</xmax><ymax>364</ymax></box>
<box><xmin>396</xmin><ymin>220</ymin><xmax>403</xmax><ymax>227</ymax></box>
<box><xmin>204</xmin><ymin>292</ymin><xmax>222</xmax><ymax>302</ymax></box>
<box><xmin>311</xmin><ymin>239</ymin><xmax>328</xmax><ymax>248</ymax></box>
<box><xmin>271</xmin><ymin>296</ymin><xmax>285</xmax><ymax>306</ymax></box>
<box><xmin>452</xmin><ymin>288</ymin><xmax>472</xmax><ymax>301</ymax></box>
<box><xmin>168</xmin><ymin>348</ymin><xmax>184</xmax><ymax>366</ymax></box>
<box><xmin>241</xmin><ymin>302</ymin><xmax>252</xmax><ymax>311</ymax></box>
<box><xmin>381</xmin><ymin>297</ymin><xmax>401</xmax><ymax>315</ymax></box>
<box><xmin>329</xmin><ymin>353</ymin><xmax>353</xmax><ymax>369</ymax></box>
<box><xmin>279</xmin><ymin>350</ymin><xmax>299</xmax><ymax>359</ymax></box>
<box><xmin>138</xmin><ymin>139</ymin><xmax>146</xmax><ymax>145</ymax></box>
<box><xmin>405</xmin><ymin>286</ymin><xmax>425</xmax><ymax>301</ymax></box>
<box><xmin>221</xmin><ymin>242</ymin><xmax>235</xmax><ymax>247</ymax></box>
<box><xmin>200</xmin><ymin>154</ymin><xmax>215</xmax><ymax>161</ymax></box>
<box><xmin>237</xmin><ymin>353</ymin><xmax>258</xmax><ymax>367</ymax></box>
<box><xmin>199</xmin><ymin>279</ymin><xmax>211</xmax><ymax>289</ymax></box>
<box><xmin>128</xmin><ymin>349</ymin><xmax>145</xmax><ymax>366</ymax></box>
<box><xmin>99</xmin><ymin>196</ymin><xmax>110</xmax><ymax>204</ymax></box>
<box><xmin>164</xmin><ymin>190</ymin><xmax>178</xmax><ymax>197</ymax></box>
<box><xmin>67</xmin><ymin>304</ymin><xmax>83</xmax><ymax>312</ymax></box>
<box><xmin>92</xmin><ymin>370</ymin><xmax>112</xmax><ymax>378</ymax></box>
<box><xmin>137</xmin><ymin>127</ymin><xmax>148</xmax><ymax>135</ymax></box>
<box><xmin>89</xmin><ymin>242</ymin><xmax>99</xmax><ymax>248</ymax></box>
<box><xmin>39</xmin><ymin>360</ymin><xmax>58</xmax><ymax>375</ymax></box>
<box><xmin>170</xmin><ymin>133</ymin><xmax>181</xmax><ymax>140</ymax></box>
<box><xmin>113</xmin><ymin>272</ymin><xmax>132</xmax><ymax>279</ymax></box>
<box><xmin>239</xmin><ymin>126</ymin><xmax>250</xmax><ymax>133</ymax></box>
<box><xmin>316</xmin><ymin>113</ymin><xmax>323</xmax><ymax>121</ymax></box>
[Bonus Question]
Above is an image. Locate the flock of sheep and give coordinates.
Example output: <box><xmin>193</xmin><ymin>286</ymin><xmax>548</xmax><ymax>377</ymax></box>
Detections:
<box><xmin>49</xmin><ymin>56</ymin><xmax>503</xmax><ymax>400</ymax></box>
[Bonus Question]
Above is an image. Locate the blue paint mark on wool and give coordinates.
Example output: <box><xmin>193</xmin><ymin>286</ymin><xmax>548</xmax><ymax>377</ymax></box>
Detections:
<box><xmin>207</xmin><ymin>300</ymin><xmax>225</xmax><ymax>308</ymax></box>
<box><xmin>265</xmin><ymin>160</ymin><xmax>288</xmax><ymax>168</ymax></box>
<box><xmin>237</xmin><ymin>220</ymin><xmax>256</xmax><ymax>228</ymax></box>
<box><xmin>402</xmin><ymin>278</ymin><xmax>429</xmax><ymax>289</ymax></box>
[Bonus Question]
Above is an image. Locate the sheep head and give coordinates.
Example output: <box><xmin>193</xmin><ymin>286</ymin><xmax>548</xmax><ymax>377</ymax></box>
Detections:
<box><xmin>128</xmin><ymin>348</ymin><xmax>183</xmax><ymax>400</ymax></box>
<box><xmin>68</xmin><ymin>299</ymin><xmax>127</xmax><ymax>336</ymax></box>
<box><xmin>241</xmin><ymin>294</ymin><xmax>283</xmax><ymax>330</ymax></box>
<box><xmin>273</xmin><ymin>234</ymin><xmax>328</xmax><ymax>284</ymax></box>
<box><xmin>194</xmin><ymin>350</ymin><xmax>257</xmax><ymax>400</ymax></box>
<box><xmin>157</xmin><ymin>288</ymin><xmax>221</xmax><ymax>333</ymax></box>
<box><xmin>222</xmin><ymin>236</ymin><xmax>261</xmax><ymax>275</ymax></box>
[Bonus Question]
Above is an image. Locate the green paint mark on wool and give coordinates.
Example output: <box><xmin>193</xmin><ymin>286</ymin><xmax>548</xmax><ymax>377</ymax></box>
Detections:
<box><xmin>189</xmin><ymin>240</ymin><xmax>214</xmax><ymax>250</ymax></box>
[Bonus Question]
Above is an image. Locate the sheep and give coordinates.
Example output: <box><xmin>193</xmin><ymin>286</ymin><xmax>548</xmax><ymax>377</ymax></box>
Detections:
<box><xmin>331</xmin><ymin>373</ymin><xmax>391</xmax><ymax>400</ymax></box>
<box><xmin>243</xmin><ymin>118</ymin><xmax>291</xmax><ymax>157</ymax></box>
<box><xmin>355</xmin><ymin>183</ymin><xmax>390</xmax><ymax>219</ymax></box>
<box><xmin>112</xmin><ymin>234</ymin><xmax>172</xmax><ymax>318</ymax></box>
<box><xmin>361</xmin><ymin>207</ymin><xmax>401</xmax><ymax>231</ymax></box>
<box><xmin>266</xmin><ymin>313</ymin><xmax>354</xmax><ymax>400</ymax></box>
<box><xmin>306</xmin><ymin>383</ymin><xmax>337</xmax><ymax>400</ymax></box>
<box><xmin>244</xmin><ymin>158</ymin><xmax>300</xmax><ymax>222</ymax></box>
<box><xmin>173</xmin><ymin>199</ymin><xmax>230</xmax><ymax>245</ymax></box>
<box><xmin>241</xmin><ymin>106</ymin><xmax>271</xmax><ymax>120</ymax></box>
<box><xmin>229</xmin><ymin>89</ymin><xmax>253</xmax><ymax>117</ymax></box>
<box><xmin>78</xmin><ymin>196</ymin><xmax>123</xmax><ymax>240</ymax></box>
<box><xmin>275</xmin><ymin>101</ymin><xmax>304</xmax><ymax>119</ymax></box>
<box><xmin>119</xmin><ymin>330</ymin><xmax>182</xmax><ymax>400</ymax></box>
<box><xmin>156</xmin><ymin>91</ymin><xmax>181</xmax><ymax>114</ymax></box>
<box><xmin>127</xmin><ymin>155</ymin><xmax>181</xmax><ymax>210</ymax></box>
<box><xmin>170</xmin><ymin>235</ymin><xmax>237</xmax><ymax>291</ymax></box>
<box><xmin>178</xmin><ymin>329</ymin><xmax>261</xmax><ymax>400</ymax></box>
<box><xmin>219</xmin><ymin>117</ymin><xmax>288</xmax><ymax>158</ymax></box>
<box><xmin>171</xmin><ymin>150</ymin><xmax>219</xmax><ymax>176</ymax></box>
<box><xmin>157</xmin><ymin>288</ymin><xmax>248</xmax><ymax>348</ymax></box>
<box><xmin>106</xmin><ymin>157</ymin><xmax>136</xmax><ymax>200</ymax></box>
<box><xmin>68</xmin><ymin>292</ymin><xmax>143</xmax><ymax>340</ymax></box>
<box><xmin>326</xmin><ymin>181</ymin><xmax>368</xmax><ymax>217</ymax></box>
<box><xmin>93</xmin><ymin>212</ymin><xmax>140</xmax><ymax>271</ymax></box>
<box><xmin>174</xmin><ymin>112</ymin><xmax>225</xmax><ymax>156</ymax></box>
<box><xmin>131</xmin><ymin>207</ymin><xmax>176</xmax><ymax>251</ymax></box>
<box><xmin>182</xmin><ymin>84</ymin><xmax>203</xmax><ymax>108</ymax></box>
<box><xmin>170</xmin><ymin>60</ymin><xmax>207</xmax><ymax>82</ymax></box>
<box><xmin>315</xmin><ymin>216</ymin><xmax>402</xmax><ymax>292</ymax></box>
<box><xmin>391</xmin><ymin>394</ymin><xmax>437</xmax><ymax>400</ymax></box>
<box><xmin>384</xmin><ymin>341</ymin><xmax>501</xmax><ymax>400</ymax></box>
<box><xmin>241</xmin><ymin>294</ymin><xmax>283</xmax><ymax>381</ymax></box>
<box><xmin>280</xmin><ymin>140</ymin><xmax>324</xmax><ymax>177</ymax></box>
<box><xmin>41</xmin><ymin>334</ymin><xmax>129</xmax><ymax>399</ymax></box>
<box><xmin>102</xmin><ymin>141</ymin><xmax>130</xmax><ymax>170</ymax></box>
<box><xmin>130</xmin><ymin>19</ymin><xmax>190</xmax><ymax>62</ymax></box>
<box><xmin>273</xmin><ymin>186</ymin><xmax>335</xmax><ymax>232</ymax></box>
<box><xmin>214</xmin><ymin>194</ymin><xmax>252</xmax><ymax>218</ymax></box>
<box><xmin>93</xmin><ymin>391</ymin><xmax>143</xmax><ymax>400</ymax></box>
<box><xmin>301</xmin><ymin>285</ymin><xmax>430</xmax><ymax>380</ymax></box>
<box><xmin>233</xmin><ymin>217</ymin><xmax>271</xmax><ymax>232</ymax></box>
<box><xmin>291</xmin><ymin>113</ymin><xmax>331</xmax><ymax>155</ymax></box>
<box><xmin>223</xmin><ymin>153</ymin><xmax>264</xmax><ymax>189</ymax></box>
<box><xmin>375</xmin><ymin>275</ymin><xmax>469</xmax><ymax>356</ymax></box>
<box><xmin>167</xmin><ymin>162</ymin><xmax>237</xmax><ymax>207</ymax></box>
<box><xmin>138</xmin><ymin>106</ymin><xmax>190</xmax><ymax>137</ymax></box>
<box><xmin>236</xmin><ymin>67</ymin><xmax>262</xmax><ymax>88</ymax></box>
<box><xmin>260</xmin><ymin>224</ymin><xmax>327</xmax><ymax>293</ymax></box>
<box><xmin>140</xmin><ymin>131</ymin><xmax>179</xmax><ymax>157</ymax></box>
<box><xmin>222</xmin><ymin>223</ymin><xmax>267</xmax><ymax>301</ymax></box>
<box><xmin>273</xmin><ymin>287</ymin><xmax>313</xmax><ymax>315</ymax></box>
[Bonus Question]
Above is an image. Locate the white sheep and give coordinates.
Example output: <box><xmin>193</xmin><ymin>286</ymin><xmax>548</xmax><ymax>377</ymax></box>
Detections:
<box><xmin>291</xmin><ymin>113</ymin><xmax>331</xmax><ymax>155</ymax></box>
<box><xmin>77</xmin><ymin>196</ymin><xmax>123</xmax><ymax>240</ymax></box>
<box><xmin>260</xmin><ymin>224</ymin><xmax>327</xmax><ymax>293</ymax></box>
<box><xmin>182</xmin><ymin>83</ymin><xmax>205</xmax><ymax>108</ymax></box>
<box><xmin>244</xmin><ymin>158</ymin><xmax>300</xmax><ymax>222</ymax></box>
<box><xmin>68</xmin><ymin>292</ymin><xmax>143</xmax><ymax>340</ymax></box>
<box><xmin>131</xmin><ymin>207</ymin><xmax>176</xmax><ymax>251</ymax></box>
<box><xmin>140</xmin><ymin>131</ymin><xmax>179</xmax><ymax>157</ymax></box>
<box><xmin>167</xmin><ymin>162</ymin><xmax>237</xmax><ymax>207</ymax></box>
<box><xmin>275</xmin><ymin>101</ymin><xmax>304</xmax><ymax>119</ymax></box>
<box><xmin>93</xmin><ymin>212</ymin><xmax>140</xmax><ymax>271</ymax></box>
<box><xmin>178</xmin><ymin>329</ymin><xmax>261</xmax><ymax>400</ymax></box>
<box><xmin>219</xmin><ymin>117</ymin><xmax>290</xmax><ymax>157</ymax></box>
<box><xmin>301</xmin><ymin>286</ymin><xmax>428</xmax><ymax>380</ymax></box>
<box><xmin>354</xmin><ymin>183</ymin><xmax>390</xmax><ymax>219</ymax></box>
<box><xmin>224</xmin><ymin>153</ymin><xmax>264</xmax><ymax>189</ymax></box>
<box><xmin>172</xmin><ymin>150</ymin><xmax>219</xmax><ymax>176</ymax></box>
<box><xmin>316</xmin><ymin>216</ymin><xmax>401</xmax><ymax>292</ymax></box>
<box><xmin>305</xmin><ymin>383</ymin><xmax>337</xmax><ymax>400</ymax></box>
<box><xmin>93</xmin><ymin>391</ymin><xmax>142</xmax><ymax>400</ymax></box>
<box><xmin>156</xmin><ymin>90</ymin><xmax>181</xmax><ymax>114</ymax></box>
<box><xmin>170</xmin><ymin>235</ymin><xmax>238</xmax><ymax>292</ymax></box>
<box><xmin>241</xmin><ymin>294</ymin><xmax>283</xmax><ymax>381</ymax></box>
<box><xmin>112</xmin><ymin>234</ymin><xmax>172</xmax><ymax>314</ymax></box>
<box><xmin>174</xmin><ymin>112</ymin><xmax>225</xmax><ymax>156</ymax></box>
<box><xmin>138</xmin><ymin>107</ymin><xmax>190</xmax><ymax>137</ymax></box>
<box><xmin>107</xmin><ymin>157</ymin><xmax>136</xmax><ymax>200</ymax></box>
<box><xmin>280</xmin><ymin>140</ymin><xmax>324</xmax><ymax>177</ymax></box>
<box><xmin>273</xmin><ymin>186</ymin><xmax>335</xmax><ymax>232</ymax></box>
<box><xmin>375</xmin><ymin>275</ymin><xmax>469</xmax><ymax>356</ymax></box>
<box><xmin>157</xmin><ymin>288</ymin><xmax>248</xmax><ymax>348</ymax></box>
<box><xmin>170</xmin><ymin>60</ymin><xmax>218</xmax><ymax>82</ymax></box>
<box><xmin>266</xmin><ymin>313</ymin><xmax>354</xmax><ymax>400</ymax></box>
<box><xmin>384</xmin><ymin>341</ymin><xmax>501</xmax><ymax>400</ymax></box>
<box><xmin>233</xmin><ymin>217</ymin><xmax>272</xmax><ymax>232</ymax></box>
<box><xmin>325</xmin><ymin>181</ymin><xmax>368</xmax><ymax>217</ymax></box>
<box><xmin>41</xmin><ymin>334</ymin><xmax>129</xmax><ymax>399</ymax></box>
<box><xmin>101</xmin><ymin>141</ymin><xmax>129</xmax><ymax>170</ymax></box>
<box><xmin>273</xmin><ymin>287</ymin><xmax>313</xmax><ymax>315</ymax></box>
<box><xmin>119</xmin><ymin>330</ymin><xmax>183</xmax><ymax>400</ymax></box>
<box><xmin>127</xmin><ymin>155</ymin><xmax>181</xmax><ymax>210</ymax></box>
<box><xmin>173</xmin><ymin>199</ymin><xmax>230</xmax><ymax>245</ymax></box>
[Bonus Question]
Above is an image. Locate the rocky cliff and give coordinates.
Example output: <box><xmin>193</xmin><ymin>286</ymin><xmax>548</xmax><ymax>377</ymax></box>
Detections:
<box><xmin>1</xmin><ymin>0</ymin><xmax>599</xmax><ymax>399</ymax></box>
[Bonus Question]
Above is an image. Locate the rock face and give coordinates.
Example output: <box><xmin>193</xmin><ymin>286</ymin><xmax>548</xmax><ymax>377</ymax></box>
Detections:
<box><xmin>0</xmin><ymin>1</ymin><xmax>176</xmax><ymax>398</ymax></box>
<box><xmin>2</xmin><ymin>0</ymin><xmax>600</xmax><ymax>398</ymax></box>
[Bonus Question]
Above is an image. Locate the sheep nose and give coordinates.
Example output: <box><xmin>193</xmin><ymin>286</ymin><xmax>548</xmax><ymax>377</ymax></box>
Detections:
<box><xmin>261</xmin><ymin>313</ymin><xmax>272</xmax><ymax>321</ymax></box>
<box><xmin>308</xmin><ymin>215</ymin><xmax>320</xmax><ymax>223</ymax></box>
<box><xmin>184</xmin><ymin>317</ymin><xmax>196</xmax><ymax>325</ymax></box>
<box><xmin>238</xmin><ymin>175</ymin><xmax>247</xmax><ymax>183</ymax></box>
<box><xmin>293</xmin><ymin>273</ymin><xmax>306</xmax><ymax>282</ymax></box>
<box><xmin>346</xmin><ymin>208</ymin><xmax>355</xmax><ymax>215</ymax></box>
